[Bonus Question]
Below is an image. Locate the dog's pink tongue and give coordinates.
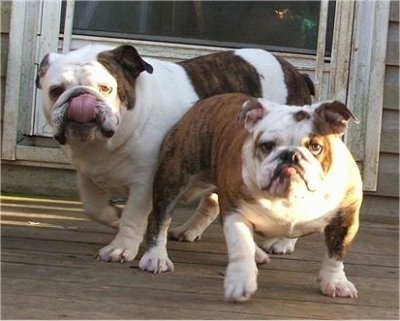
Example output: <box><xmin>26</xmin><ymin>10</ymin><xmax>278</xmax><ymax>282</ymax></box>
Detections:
<box><xmin>282</xmin><ymin>167</ymin><xmax>297</xmax><ymax>177</ymax></box>
<box><xmin>68</xmin><ymin>94</ymin><xmax>97</xmax><ymax>123</ymax></box>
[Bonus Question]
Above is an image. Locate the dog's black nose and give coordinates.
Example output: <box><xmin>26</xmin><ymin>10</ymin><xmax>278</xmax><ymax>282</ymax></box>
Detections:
<box><xmin>279</xmin><ymin>150</ymin><xmax>301</xmax><ymax>164</ymax></box>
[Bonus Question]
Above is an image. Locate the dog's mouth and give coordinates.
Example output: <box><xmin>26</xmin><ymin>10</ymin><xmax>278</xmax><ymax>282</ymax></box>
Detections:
<box><xmin>68</xmin><ymin>93</ymin><xmax>98</xmax><ymax>124</ymax></box>
<box><xmin>264</xmin><ymin>164</ymin><xmax>315</xmax><ymax>198</ymax></box>
<box><xmin>52</xmin><ymin>90</ymin><xmax>119</xmax><ymax>145</ymax></box>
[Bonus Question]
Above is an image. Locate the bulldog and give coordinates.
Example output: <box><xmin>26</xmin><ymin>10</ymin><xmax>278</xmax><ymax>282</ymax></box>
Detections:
<box><xmin>35</xmin><ymin>44</ymin><xmax>314</xmax><ymax>262</ymax></box>
<box><xmin>139</xmin><ymin>93</ymin><xmax>362</xmax><ymax>302</ymax></box>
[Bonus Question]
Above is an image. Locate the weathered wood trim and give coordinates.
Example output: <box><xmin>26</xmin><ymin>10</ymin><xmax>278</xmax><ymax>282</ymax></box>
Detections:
<box><xmin>32</xmin><ymin>0</ymin><xmax>62</xmax><ymax>136</ymax></box>
<box><xmin>328</xmin><ymin>0</ymin><xmax>355</xmax><ymax>103</ymax></box>
<box><xmin>346</xmin><ymin>1</ymin><xmax>391</xmax><ymax>191</ymax></box>
<box><xmin>61</xmin><ymin>0</ymin><xmax>74</xmax><ymax>53</ymax></box>
<box><xmin>314</xmin><ymin>0</ymin><xmax>329</xmax><ymax>101</ymax></box>
<box><xmin>2</xmin><ymin>1</ymin><xmax>40</xmax><ymax>160</ymax></box>
<box><xmin>15</xmin><ymin>145</ymin><xmax>70</xmax><ymax>165</ymax></box>
<box><xmin>68</xmin><ymin>35</ymin><xmax>320</xmax><ymax>71</ymax></box>
<box><xmin>360</xmin><ymin>1</ymin><xmax>391</xmax><ymax>191</ymax></box>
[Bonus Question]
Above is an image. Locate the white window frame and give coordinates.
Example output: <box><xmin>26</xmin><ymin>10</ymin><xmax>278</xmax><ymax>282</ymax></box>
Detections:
<box><xmin>2</xmin><ymin>0</ymin><xmax>390</xmax><ymax>190</ymax></box>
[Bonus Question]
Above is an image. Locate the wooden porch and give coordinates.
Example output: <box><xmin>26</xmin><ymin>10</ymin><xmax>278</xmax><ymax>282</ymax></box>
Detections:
<box><xmin>1</xmin><ymin>194</ymin><xmax>399</xmax><ymax>320</ymax></box>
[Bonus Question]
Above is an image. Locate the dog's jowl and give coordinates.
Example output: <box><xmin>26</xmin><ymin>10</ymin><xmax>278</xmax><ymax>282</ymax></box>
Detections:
<box><xmin>139</xmin><ymin>93</ymin><xmax>362</xmax><ymax>302</ymax></box>
<box><xmin>36</xmin><ymin>44</ymin><xmax>314</xmax><ymax>263</ymax></box>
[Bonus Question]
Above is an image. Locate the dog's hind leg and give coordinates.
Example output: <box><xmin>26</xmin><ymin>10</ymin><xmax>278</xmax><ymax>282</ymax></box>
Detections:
<box><xmin>260</xmin><ymin>237</ymin><xmax>298</xmax><ymax>254</ymax></box>
<box><xmin>169</xmin><ymin>191</ymin><xmax>219</xmax><ymax>242</ymax></box>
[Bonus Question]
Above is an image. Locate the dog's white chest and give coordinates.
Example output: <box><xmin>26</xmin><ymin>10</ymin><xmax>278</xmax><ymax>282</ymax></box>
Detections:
<box><xmin>241</xmin><ymin>191</ymin><xmax>341</xmax><ymax>238</ymax></box>
<box><xmin>67</xmin><ymin>146</ymin><xmax>134</xmax><ymax>195</ymax></box>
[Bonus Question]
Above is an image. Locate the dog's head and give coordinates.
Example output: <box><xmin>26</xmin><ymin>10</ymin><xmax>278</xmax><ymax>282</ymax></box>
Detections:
<box><xmin>238</xmin><ymin>98</ymin><xmax>358</xmax><ymax>199</ymax></box>
<box><xmin>36</xmin><ymin>45</ymin><xmax>153</xmax><ymax>145</ymax></box>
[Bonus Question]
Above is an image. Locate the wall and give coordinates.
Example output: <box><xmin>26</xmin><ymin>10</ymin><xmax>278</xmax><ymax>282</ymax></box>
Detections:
<box><xmin>360</xmin><ymin>1</ymin><xmax>399</xmax><ymax>224</ymax></box>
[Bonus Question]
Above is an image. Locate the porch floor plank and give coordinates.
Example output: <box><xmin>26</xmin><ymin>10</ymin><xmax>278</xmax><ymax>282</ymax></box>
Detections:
<box><xmin>1</xmin><ymin>195</ymin><xmax>399</xmax><ymax>319</ymax></box>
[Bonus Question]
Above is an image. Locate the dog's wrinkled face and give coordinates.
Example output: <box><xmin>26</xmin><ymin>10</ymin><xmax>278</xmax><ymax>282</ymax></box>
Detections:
<box><xmin>35</xmin><ymin>45</ymin><xmax>153</xmax><ymax>145</ymax></box>
<box><xmin>239</xmin><ymin>99</ymin><xmax>357</xmax><ymax>199</ymax></box>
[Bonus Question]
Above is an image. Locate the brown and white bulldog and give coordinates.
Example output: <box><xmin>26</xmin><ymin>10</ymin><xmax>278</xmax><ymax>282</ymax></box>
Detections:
<box><xmin>139</xmin><ymin>93</ymin><xmax>363</xmax><ymax>302</ymax></box>
<box><xmin>35</xmin><ymin>44</ymin><xmax>314</xmax><ymax>262</ymax></box>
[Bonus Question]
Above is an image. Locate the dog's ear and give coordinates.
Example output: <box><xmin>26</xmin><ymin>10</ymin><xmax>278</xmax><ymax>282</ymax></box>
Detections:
<box><xmin>313</xmin><ymin>101</ymin><xmax>359</xmax><ymax>136</ymax></box>
<box><xmin>97</xmin><ymin>45</ymin><xmax>154</xmax><ymax>109</ymax></box>
<box><xmin>238</xmin><ymin>98</ymin><xmax>268</xmax><ymax>131</ymax></box>
<box><xmin>36</xmin><ymin>53</ymin><xmax>63</xmax><ymax>89</ymax></box>
<box><xmin>98</xmin><ymin>45</ymin><xmax>153</xmax><ymax>78</ymax></box>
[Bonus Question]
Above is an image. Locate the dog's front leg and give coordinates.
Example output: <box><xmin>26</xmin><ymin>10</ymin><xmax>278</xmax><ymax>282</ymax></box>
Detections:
<box><xmin>77</xmin><ymin>172</ymin><xmax>121</xmax><ymax>229</ymax></box>
<box><xmin>318</xmin><ymin>205</ymin><xmax>360</xmax><ymax>298</ymax></box>
<box><xmin>223</xmin><ymin>213</ymin><xmax>258</xmax><ymax>302</ymax></box>
<box><xmin>96</xmin><ymin>183</ymin><xmax>152</xmax><ymax>262</ymax></box>
<box><xmin>139</xmin><ymin>210</ymin><xmax>174</xmax><ymax>273</ymax></box>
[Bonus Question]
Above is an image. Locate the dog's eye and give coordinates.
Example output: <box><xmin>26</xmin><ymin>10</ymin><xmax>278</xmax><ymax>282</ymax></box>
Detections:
<box><xmin>259</xmin><ymin>141</ymin><xmax>276</xmax><ymax>154</ymax></box>
<box><xmin>309</xmin><ymin>142</ymin><xmax>323</xmax><ymax>156</ymax></box>
<box><xmin>49</xmin><ymin>86</ymin><xmax>65</xmax><ymax>100</ymax></box>
<box><xmin>98</xmin><ymin>84</ymin><xmax>112</xmax><ymax>96</ymax></box>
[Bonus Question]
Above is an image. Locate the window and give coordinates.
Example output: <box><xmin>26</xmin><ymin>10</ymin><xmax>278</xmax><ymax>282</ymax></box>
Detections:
<box><xmin>62</xmin><ymin>1</ymin><xmax>335</xmax><ymax>55</ymax></box>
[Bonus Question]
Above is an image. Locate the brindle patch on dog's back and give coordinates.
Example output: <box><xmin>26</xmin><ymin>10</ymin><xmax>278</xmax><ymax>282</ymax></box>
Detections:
<box><xmin>179</xmin><ymin>51</ymin><xmax>262</xmax><ymax>99</ymax></box>
<box><xmin>276</xmin><ymin>57</ymin><xmax>315</xmax><ymax>105</ymax></box>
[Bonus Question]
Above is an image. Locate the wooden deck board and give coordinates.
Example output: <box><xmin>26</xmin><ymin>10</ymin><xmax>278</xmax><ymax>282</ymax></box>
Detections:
<box><xmin>1</xmin><ymin>195</ymin><xmax>399</xmax><ymax>319</ymax></box>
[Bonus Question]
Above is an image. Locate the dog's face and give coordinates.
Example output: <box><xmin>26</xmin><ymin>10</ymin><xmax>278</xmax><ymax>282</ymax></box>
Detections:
<box><xmin>36</xmin><ymin>45</ymin><xmax>153</xmax><ymax>145</ymax></box>
<box><xmin>239</xmin><ymin>99</ymin><xmax>358</xmax><ymax>199</ymax></box>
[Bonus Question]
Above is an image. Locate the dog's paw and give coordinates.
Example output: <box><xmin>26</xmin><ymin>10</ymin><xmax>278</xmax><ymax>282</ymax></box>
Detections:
<box><xmin>96</xmin><ymin>237</ymin><xmax>139</xmax><ymax>263</ymax></box>
<box><xmin>255</xmin><ymin>245</ymin><xmax>271</xmax><ymax>264</ymax></box>
<box><xmin>224</xmin><ymin>261</ymin><xmax>258</xmax><ymax>303</ymax></box>
<box><xmin>319</xmin><ymin>275</ymin><xmax>358</xmax><ymax>298</ymax></box>
<box><xmin>169</xmin><ymin>226</ymin><xmax>202</xmax><ymax>242</ymax></box>
<box><xmin>261</xmin><ymin>237</ymin><xmax>298</xmax><ymax>254</ymax></box>
<box><xmin>318</xmin><ymin>256</ymin><xmax>358</xmax><ymax>298</ymax></box>
<box><xmin>139</xmin><ymin>247</ymin><xmax>174</xmax><ymax>273</ymax></box>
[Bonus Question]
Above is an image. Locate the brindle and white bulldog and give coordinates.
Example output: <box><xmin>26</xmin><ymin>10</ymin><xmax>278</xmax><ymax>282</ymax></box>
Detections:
<box><xmin>139</xmin><ymin>93</ymin><xmax>362</xmax><ymax>302</ymax></box>
<box><xmin>35</xmin><ymin>44</ymin><xmax>314</xmax><ymax>262</ymax></box>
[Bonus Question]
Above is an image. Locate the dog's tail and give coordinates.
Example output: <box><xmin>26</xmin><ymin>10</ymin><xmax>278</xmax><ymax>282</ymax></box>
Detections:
<box><xmin>302</xmin><ymin>73</ymin><xmax>315</xmax><ymax>97</ymax></box>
